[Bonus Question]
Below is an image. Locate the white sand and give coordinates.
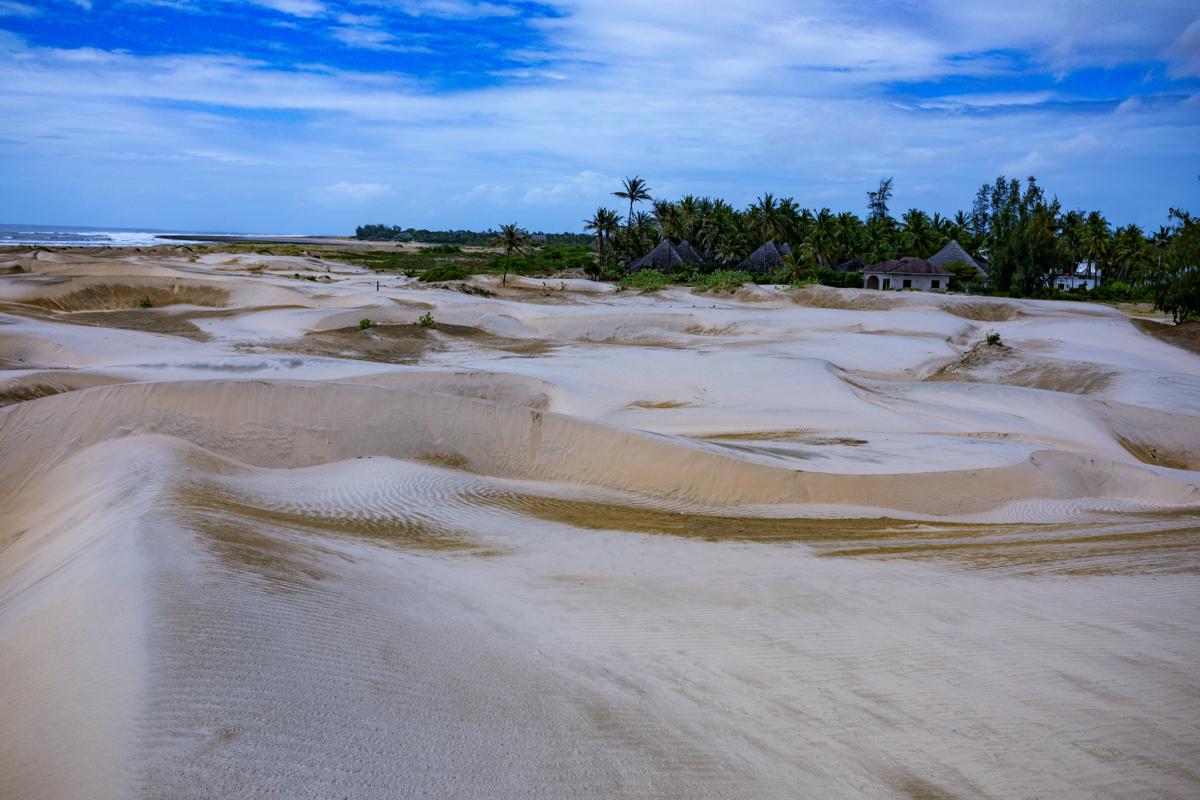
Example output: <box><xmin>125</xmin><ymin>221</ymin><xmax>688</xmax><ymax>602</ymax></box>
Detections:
<box><xmin>1</xmin><ymin>250</ymin><xmax>1199</xmax><ymax>799</ymax></box>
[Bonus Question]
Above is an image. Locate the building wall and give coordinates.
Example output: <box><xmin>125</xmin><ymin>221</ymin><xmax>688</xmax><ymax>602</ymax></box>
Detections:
<box><xmin>1052</xmin><ymin>274</ymin><xmax>1100</xmax><ymax>291</ymax></box>
<box><xmin>863</xmin><ymin>274</ymin><xmax>947</xmax><ymax>292</ymax></box>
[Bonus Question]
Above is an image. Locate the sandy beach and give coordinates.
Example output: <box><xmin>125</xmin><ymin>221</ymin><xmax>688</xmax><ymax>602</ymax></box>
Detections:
<box><xmin>1</xmin><ymin>244</ymin><xmax>1198</xmax><ymax>799</ymax></box>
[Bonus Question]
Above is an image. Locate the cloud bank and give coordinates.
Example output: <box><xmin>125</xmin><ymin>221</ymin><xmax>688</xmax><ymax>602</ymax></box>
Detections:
<box><xmin>0</xmin><ymin>0</ymin><xmax>1197</xmax><ymax>232</ymax></box>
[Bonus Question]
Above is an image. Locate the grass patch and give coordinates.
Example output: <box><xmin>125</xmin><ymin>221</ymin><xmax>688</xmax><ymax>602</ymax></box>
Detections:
<box><xmin>692</xmin><ymin>269</ymin><xmax>755</xmax><ymax>293</ymax></box>
<box><xmin>618</xmin><ymin>269</ymin><xmax>670</xmax><ymax>292</ymax></box>
<box><xmin>419</xmin><ymin>263</ymin><xmax>474</xmax><ymax>282</ymax></box>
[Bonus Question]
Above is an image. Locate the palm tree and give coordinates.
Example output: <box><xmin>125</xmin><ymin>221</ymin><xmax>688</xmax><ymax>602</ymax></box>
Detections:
<box><xmin>1150</xmin><ymin>225</ymin><xmax>1172</xmax><ymax>274</ymax></box>
<box><xmin>583</xmin><ymin>208</ymin><xmax>622</xmax><ymax>279</ymax></box>
<box><xmin>901</xmin><ymin>209</ymin><xmax>937</xmax><ymax>257</ymax></box>
<box><xmin>1083</xmin><ymin>211</ymin><xmax>1110</xmax><ymax>283</ymax></box>
<box><xmin>613</xmin><ymin>176</ymin><xmax>651</xmax><ymax>268</ymax></box>
<box><xmin>489</xmin><ymin>223</ymin><xmax>530</xmax><ymax>287</ymax></box>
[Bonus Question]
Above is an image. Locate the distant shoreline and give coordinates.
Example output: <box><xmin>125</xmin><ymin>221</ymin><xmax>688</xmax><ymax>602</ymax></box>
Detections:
<box><xmin>156</xmin><ymin>234</ymin><xmax>367</xmax><ymax>246</ymax></box>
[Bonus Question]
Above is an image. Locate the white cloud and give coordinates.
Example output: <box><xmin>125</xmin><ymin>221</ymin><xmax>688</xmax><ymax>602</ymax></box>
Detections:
<box><xmin>399</xmin><ymin>0</ymin><xmax>518</xmax><ymax>18</ymax></box>
<box><xmin>928</xmin><ymin>91</ymin><xmax>1056</xmax><ymax>109</ymax></box>
<box><xmin>331</xmin><ymin>26</ymin><xmax>398</xmax><ymax>50</ymax></box>
<box><xmin>254</xmin><ymin>0</ymin><xmax>324</xmax><ymax>17</ymax></box>
<box><xmin>522</xmin><ymin>171</ymin><xmax>619</xmax><ymax>203</ymax></box>
<box><xmin>1001</xmin><ymin>132</ymin><xmax>1114</xmax><ymax>176</ymax></box>
<box><xmin>1167</xmin><ymin>14</ymin><xmax>1200</xmax><ymax>78</ymax></box>
<box><xmin>319</xmin><ymin>181</ymin><xmax>394</xmax><ymax>201</ymax></box>
<box><xmin>0</xmin><ymin>1</ymin><xmax>38</xmax><ymax>16</ymax></box>
<box><xmin>337</xmin><ymin>12</ymin><xmax>381</xmax><ymax>25</ymax></box>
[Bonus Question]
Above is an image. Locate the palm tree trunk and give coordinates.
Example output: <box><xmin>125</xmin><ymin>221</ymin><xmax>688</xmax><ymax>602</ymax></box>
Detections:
<box><xmin>627</xmin><ymin>200</ymin><xmax>634</xmax><ymax>269</ymax></box>
<box><xmin>503</xmin><ymin>252</ymin><xmax>510</xmax><ymax>287</ymax></box>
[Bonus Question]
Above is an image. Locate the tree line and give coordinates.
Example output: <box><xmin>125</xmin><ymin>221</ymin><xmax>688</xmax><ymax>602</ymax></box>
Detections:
<box><xmin>579</xmin><ymin>175</ymin><xmax>1199</xmax><ymax>321</ymax></box>
<box><xmin>355</xmin><ymin>224</ymin><xmax>591</xmax><ymax>248</ymax></box>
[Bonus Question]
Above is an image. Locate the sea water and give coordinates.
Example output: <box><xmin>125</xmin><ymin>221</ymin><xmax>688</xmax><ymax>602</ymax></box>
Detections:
<box><xmin>0</xmin><ymin>224</ymin><xmax>224</xmax><ymax>248</ymax></box>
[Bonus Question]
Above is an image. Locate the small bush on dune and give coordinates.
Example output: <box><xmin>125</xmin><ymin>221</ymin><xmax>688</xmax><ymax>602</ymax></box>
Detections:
<box><xmin>617</xmin><ymin>269</ymin><xmax>670</xmax><ymax>292</ymax></box>
<box><xmin>358</xmin><ymin>318</ymin><xmax>374</xmax><ymax>330</ymax></box>
<box><xmin>416</xmin><ymin>312</ymin><xmax>436</xmax><ymax>328</ymax></box>
<box><xmin>692</xmin><ymin>269</ymin><xmax>755</xmax><ymax>294</ymax></box>
<box><xmin>138</xmin><ymin>295</ymin><xmax>152</xmax><ymax>308</ymax></box>
<box><xmin>986</xmin><ymin>332</ymin><xmax>1002</xmax><ymax>345</ymax></box>
<box><xmin>419</xmin><ymin>263</ymin><xmax>472</xmax><ymax>282</ymax></box>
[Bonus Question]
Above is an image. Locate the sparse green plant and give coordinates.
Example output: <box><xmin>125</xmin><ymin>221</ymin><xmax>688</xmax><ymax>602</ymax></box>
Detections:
<box><xmin>358</xmin><ymin>318</ymin><xmax>374</xmax><ymax>330</ymax></box>
<box><xmin>419</xmin><ymin>263</ymin><xmax>472</xmax><ymax>282</ymax></box>
<box><xmin>416</xmin><ymin>312</ymin><xmax>436</xmax><ymax>328</ymax></box>
<box><xmin>692</xmin><ymin>269</ymin><xmax>755</xmax><ymax>294</ymax></box>
<box><xmin>617</xmin><ymin>269</ymin><xmax>670</xmax><ymax>292</ymax></box>
<box><xmin>138</xmin><ymin>295</ymin><xmax>152</xmax><ymax>308</ymax></box>
<box><xmin>986</xmin><ymin>332</ymin><xmax>1002</xmax><ymax>345</ymax></box>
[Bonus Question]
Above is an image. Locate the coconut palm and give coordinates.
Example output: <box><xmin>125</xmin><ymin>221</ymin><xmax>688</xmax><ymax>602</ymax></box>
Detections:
<box><xmin>583</xmin><ymin>208</ymin><xmax>622</xmax><ymax>279</ymax></box>
<box><xmin>901</xmin><ymin>209</ymin><xmax>937</xmax><ymax>257</ymax></box>
<box><xmin>1083</xmin><ymin>211</ymin><xmax>1110</xmax><ymax>282</ymax></box>
<box><xmin>1150</xmin><ymin>225</ymin><xmax>1172</xmax><ymax>274</ymax></box>
<box><xmin>613</xmin><ymin>176</ymin><xmax>652</xmax><ymax>268</ymax></box>
<box><xmin>489</xmin><ymin>223</ymin><xmax>530</xmax><ymax>287</ymax></box>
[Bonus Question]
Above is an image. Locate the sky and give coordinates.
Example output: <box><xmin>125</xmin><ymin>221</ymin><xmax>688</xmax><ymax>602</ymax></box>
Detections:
<box><xmin>1</xmin><ymin>0</ymin><xmax>1198</xmax><ymax>234</ymax></box>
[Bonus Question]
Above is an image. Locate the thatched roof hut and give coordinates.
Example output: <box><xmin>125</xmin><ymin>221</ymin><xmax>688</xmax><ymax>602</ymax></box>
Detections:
<box><xmin>927</xmin><ymin>240</ymin><xmax>988</xmax><ymax>278</ymax></box>
<box><xmin>833</xmin><ymin>256</ymin><xmax>864</xmax><ymax>273</ymax></box>
<box><xmin>674</xmin><ymin>240</ymin><xmax>711</xmax><ymax>264</ymax></box>
<box><xmin>627</xmin><ymin>240</ymin><xmax>684</xmax><ymax>274</ymax></box>
<box><xmin>736</xmin><ymin>241</ymin><xmax>785</xmax><ymax>274</ymax></box>
<box><xmin>628</xmin><ymin>240</ymin><xmax>712</xmax><ymax>274</ymax></box>
<box><xmin>862</xmin><ymin>257</ymin><xmax>951</xmax><ymax>277</ymax></box>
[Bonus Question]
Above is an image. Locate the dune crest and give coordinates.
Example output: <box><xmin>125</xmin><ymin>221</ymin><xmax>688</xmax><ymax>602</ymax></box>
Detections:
<box><xmin>2</xmin><ymin>249</ymin><xmax>1200</xmax><ymax>800</ymax></box>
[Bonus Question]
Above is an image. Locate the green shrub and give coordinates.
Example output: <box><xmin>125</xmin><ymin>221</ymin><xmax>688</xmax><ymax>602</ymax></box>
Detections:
<box><xmin>420</xmin><ymin>243</ymin><xmax>462</xmax><ymax>253</ymax></box>
<box><xmin>358</xmin><ymin>318</ymin><xmax>374</xmax><ymax>330</ymax></box>
<box><xmin>692</xmin><ymin>269</ymin><xmax>755</xmax><ymax>293</ymax></box>
<box><xmin>416</xmin><ymin>312</ymin><xmax>435</xmax><ymax>328</ymax></box>
<box><xmin>138</xmin><ymin>295</ymin><xmax>152</xmax><ymax>308</ymax></box>
<box><xmin>617</xmin><ymin>269</ymin><xmax>670</xmax><ymax>292</ymax></box>
<box><xmin>419</xmin><ymin>263</ymin><xmax>473</xmax><ymax>282</ymax></box>
<box><xmin>986</xmin><ymin>332</ymin><xmax>1001</xmax><ymax>345</ymax></box>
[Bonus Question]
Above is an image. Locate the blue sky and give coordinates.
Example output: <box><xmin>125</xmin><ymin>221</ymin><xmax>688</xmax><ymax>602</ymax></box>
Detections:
<box><xmin>1</xmin><ymin>0</ymin><xmax>1198</xmax><ymax>233</ymax></box>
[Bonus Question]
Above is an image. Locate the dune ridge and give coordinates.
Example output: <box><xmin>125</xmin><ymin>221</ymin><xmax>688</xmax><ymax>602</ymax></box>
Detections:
<box><xmin>3</xmin><ymin>249</ymin><xmax>1200</xmax><ymax>800</ymax></box>
<box><xmin>2</xmin><ymin>379</ymin><xmax>1196</xmax><ymax>523</ymax></box>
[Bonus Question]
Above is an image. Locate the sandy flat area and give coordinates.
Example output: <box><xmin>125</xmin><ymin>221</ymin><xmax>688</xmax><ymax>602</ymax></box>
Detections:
<box><xmin>1</xmin><ymin>245</ymin><xmax>1198</xmax><ymax>799</ymax></box>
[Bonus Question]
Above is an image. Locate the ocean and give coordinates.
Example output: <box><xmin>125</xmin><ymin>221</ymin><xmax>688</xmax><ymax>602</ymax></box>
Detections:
<box><xmin>0</xmin><ymin>224</ymin><xmax>243</xmax><ymax>248</ymax></box>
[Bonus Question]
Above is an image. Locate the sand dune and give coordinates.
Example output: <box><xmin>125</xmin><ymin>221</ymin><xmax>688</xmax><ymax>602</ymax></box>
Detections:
<box><xmin>1</xmin><ymin>249</ymin><xmax>1199</xmax><ymax>799</ymax></box>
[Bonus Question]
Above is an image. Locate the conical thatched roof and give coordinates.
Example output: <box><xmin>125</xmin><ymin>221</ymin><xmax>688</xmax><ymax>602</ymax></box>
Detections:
<box><xmin>927</xmin><ymin>240</ymin><xmax>988</xmax><ymax>277</ymax></box>
<box><xmin>628</xmin><ymin>240</ymin><xmax>714</xmax><ymax>274</ymax></box>
<box><xmin>627</xmin><ymin>240</ymin><xmax>684</xmax><ymax>274</ymax></box>
<box><xmin>736</xmin><ymin>241</ymin><xmax>785</xmax><ymax>274</ymax></box>
<box><xmin>833</xmin><ymin>256</ymin><xmax>864</xmax><ymax>273</ymax></box>
<box><xmin>674</xmin><ymin>240</ymin><xmax>711</xmax><ymax>264</ymax></box>
<box><xmin>778</xmin><ymin>242</ymin><xmax>793</xmax><ymax>257</ymax></box>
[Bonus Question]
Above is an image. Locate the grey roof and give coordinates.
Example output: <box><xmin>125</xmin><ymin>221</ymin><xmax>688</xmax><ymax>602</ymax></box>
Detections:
<box><xmin>737</xmin><ymin>241</ymin><xmax>785</xmax><ymax>274</ymax></box>
<box><xmin>778</xmin><ymin>242</ymin><xmax>793</xmax><ymax>257</ymax></box>
<box><xmin>863</xmin><ymin>257</ymin><xmax>953</xmax><ymax>276</ymax></box>
<box><xmin>674</xmin><ymin>240</ymin><xmax>711</xmax><ymax>264</ymax></box>
<box><xmin>628</xmin><ymin>240</ymin><xmax>714</xmax><ymax>273</ymax></box>
<box><xmin>628</xmin><ymin>240</ymin><xmax>684</xmax><ymax>274</ymax></box>
<box><xmin>927</xmin><ymin>240</ymin><xmax>988</xmax><ymax>277</ymax></box>
<box><xmin>833</xmin><ymin>256</ymin><xmax>864</xmax><ymax>273</ymax></box>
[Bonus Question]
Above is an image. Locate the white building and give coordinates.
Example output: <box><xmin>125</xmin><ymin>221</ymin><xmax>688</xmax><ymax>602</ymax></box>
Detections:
<box><xmin>1051</xmin><ymin>262</ymin><xmax>1102</xmax><ymax>291</ymax></box>
<box><xmin>862</xmin><ymin>257</ymin><xmax>953</xmax><ymax>292</ymax></box>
